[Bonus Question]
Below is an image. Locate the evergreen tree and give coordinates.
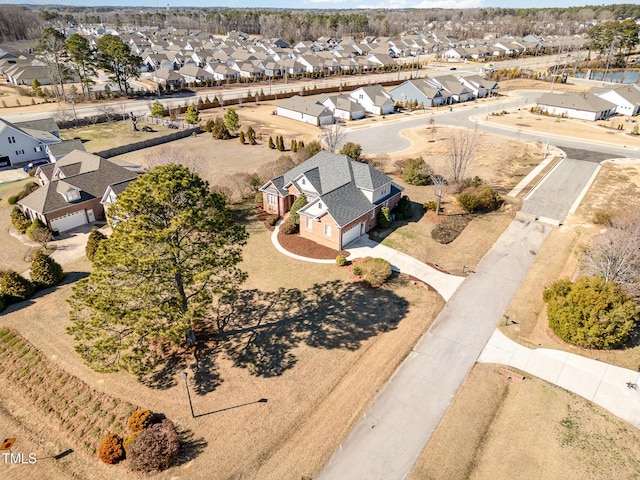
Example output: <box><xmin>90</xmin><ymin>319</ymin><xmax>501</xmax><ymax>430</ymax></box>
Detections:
<box><xmin>291</xmin><ymin>139</ymin><xmax>297</xmax><ymax>152</ymax></box>
<box><xmin>223</xmin><ymin>108</ymin><xmax>240</xmax><ymax>134</ymax></box>
<box><xmin>67</xmin><ymin>165</ymin><xmax>248</xmax><ymax>375</ymax></box>
<box><xmin>31</xmin><ymin>250</ymin><xmax>64</xmax><ymax>289</ymax></box>
<box><xmin>184</xmin><ymin>105</ymin><xmax>199</xmax><ymax>125</ymax></box>
<box><xmin>268</xmin><ymin>136</ymin><xmax>275</xmax><ymax>149</ymax></box>
<box><xmin>150</xmin><ymin>100</ymin><xmax>166</xmax><ymax>118</ymax></box>
<box><xmin>86</xmin><ymin>229</ymin><xmax>107</xmax><ymax>261</ymax></box>
<box><xmin>239</xmin><ymin>130</ymin><xmax>246</xmax><ymax>144</ymax></box>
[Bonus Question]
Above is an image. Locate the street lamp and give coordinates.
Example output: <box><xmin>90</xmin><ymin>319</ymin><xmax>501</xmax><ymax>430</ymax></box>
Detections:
<box><xmin>182</xmin><ymin>372</ymin><xmax>195</xmax><ymax>418</ymax></box>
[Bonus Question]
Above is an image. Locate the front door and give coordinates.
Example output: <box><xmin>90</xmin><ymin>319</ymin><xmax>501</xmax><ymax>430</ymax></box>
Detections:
<box><xmin>87</xmin><ymin>209</ymin><xmax>95</xmax><ymax>222</ymax></box>
<box><xmin>360</xmin><ymin>222</ymin><xmax>365</xmax><ymax>235</ymax></box>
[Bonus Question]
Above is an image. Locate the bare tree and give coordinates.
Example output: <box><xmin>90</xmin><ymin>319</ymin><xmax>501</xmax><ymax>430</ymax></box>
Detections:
<box><xmin>321</xmin><ymin>123</ymin><xmax>346</xmax><ymax>152</ymax></box>
<box><xmin>446</xmin><ymin>129</ymin><xmax>477</xmax><ymax>186</ymax></box>
<box><xmin>96</xmin><ymin>104</ymin><xmax>117</xmax><ymax>123</ymax></box>
<box><xmin>582</xmin><ymin>211</ymin><xmax>640</xmax><ymax>298</ymax></box>
<box><xmin>430</xmin><ymin>172</ymin><xmax>448</xmax><ymax>215</ymax></box>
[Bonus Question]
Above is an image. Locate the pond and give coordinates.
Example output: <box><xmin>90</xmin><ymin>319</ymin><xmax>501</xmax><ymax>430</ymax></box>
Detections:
<box><xmin>572</xmin><ymin>70</ymin><xmax>640</xmax><ymax>84</ymax></box>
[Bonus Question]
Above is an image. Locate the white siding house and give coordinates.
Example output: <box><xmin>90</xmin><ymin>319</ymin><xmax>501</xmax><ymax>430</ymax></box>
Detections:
<box><xmin>276</xmin><ymin>95</ymin><xmax>334</xmax><ymax>126</ymax></box>
<box><xmin>0</xmin><ymin>118</ymin><xmax>61</xmax><ymax>167</ymax></box>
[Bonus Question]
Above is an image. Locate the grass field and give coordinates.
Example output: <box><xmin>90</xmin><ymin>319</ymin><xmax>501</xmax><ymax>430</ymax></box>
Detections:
<box><xmin>411</xmin><ymin>363</ymin><xmax>640</xmax><ymax>480</ymax></box>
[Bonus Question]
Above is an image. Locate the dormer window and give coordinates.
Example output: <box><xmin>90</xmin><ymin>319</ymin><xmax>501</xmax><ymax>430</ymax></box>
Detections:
<box><xmin>301</xmin><ymin>178</ymin><xmax>306</xmax><ymax>185</ymax></box>
<box><xmin>64</xmin><ymin>190</ymin><xmax>81</xmax><ymax>202</ymax></box>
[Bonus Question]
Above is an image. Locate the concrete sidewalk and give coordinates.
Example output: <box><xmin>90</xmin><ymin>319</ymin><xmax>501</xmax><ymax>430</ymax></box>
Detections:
<box><xmin>346</xmin><ymin>237</ymin><xmax>465</xmax><ymax>301</ymax></box>
<box><xmin>270</xmin><ymin>225</ymin><xmax>465</xmax><ymax>301</ymax></box>
<box><xmin>479</xmin><ymin>329</ymin><xmax>640</xmax><ymax>429</ymax></box>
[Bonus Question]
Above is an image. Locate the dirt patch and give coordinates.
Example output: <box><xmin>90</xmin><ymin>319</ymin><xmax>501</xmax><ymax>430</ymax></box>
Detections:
<box><xmin>412</xmin><ymin>363</ymin><xmax>640</xmax><ymax>479</ymax></box>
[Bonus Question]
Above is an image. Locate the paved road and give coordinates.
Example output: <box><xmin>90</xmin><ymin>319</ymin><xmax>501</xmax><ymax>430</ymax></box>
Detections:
<box><xmin>318</xmin><ymin>219</ymin><xmax>552</xmax><ymax>480</ymax></box>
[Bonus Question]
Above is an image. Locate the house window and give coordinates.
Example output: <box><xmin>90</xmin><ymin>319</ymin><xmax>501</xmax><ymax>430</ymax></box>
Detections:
<box><xmin>370</xmin><ymin>209</ymin><xmax>375</xmax><ymax>220</ymax></box>
<box><xmin>34</xmin><ymin>146</ymin><xmax>42</xmax><ymax>152</ymax></box>
<box><xmin>306</xmin><ymin>217</ymin><xmax>312</xmax><ymax>230</ymax></box>
<box><xmin>318</xmin><ymin>202</ymin><xmax>323</xmax><ymax>209</ymax></box>
<box><xmin>358</xmin><ymin>94</ymin><xmax>363</xmax><ymax>99</ymax></box>
<box><xmin>15</xmin><ymin>149</ymin><xmax>24</xmax><ymax>155</ymax></box>
<box><xmin>324</xmin><ymin>223</ymin><xmax>331</xmax><ymax>237</ymax></box>
<box><xmin>301</xmin><ymin>178</ymin><xmax>306</xmax><ymax>185</ymax></box>
<box><xmin>267</xmin><ymin>194</ymin><xmax>277</xmax><ymax>206</ymax></box>
<box><xmin>8</xmin><ymin>136</ymin><xmax>15</xmax><ymax>144</ymax></box>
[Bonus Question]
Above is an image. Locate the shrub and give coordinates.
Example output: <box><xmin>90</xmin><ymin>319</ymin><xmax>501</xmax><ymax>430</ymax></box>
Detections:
<box><xmin>204</xmin><ymin>118</ymin><xmax>214</xmax><ymax>132</ymax></box>
<box><xmin>288</xmin><ymin>194</ymin><xmax>307</xmax><ymax>225</ymax></box>
<box><xmin>86</xmin><ymin>229</ymin><xmax>107</xmax><ymax>261</ymax></box>
<box><xmin>592</xmin><ymin>209</ymin><xmax>612</xmax><ymax>225</ymax></box>
<box><xmin>99</xmin><ymin>433</ymin><xmax>125</xmax><ymax>464</ymax></box>
<box><xmin>477</xmin><ymin>186</ymin><xmax>503</xmax><ymax>211</ymax></box>
<box><xmin>211</xmin><ymin>117</ymin><xmax>231</xmax><ymax>139</ymax></box>
<box><xmin>424</xmin><ymin>200</ymin><xmax>437</xmax><ymax>212</ymax></box>
<box><xmin>544</xmin><ymin>276</ymin><xmax>638</xmax><ymax>349</ymax></box>
<box><xmin>268</xmin><ymin>136</ymin><xmax>275</xmax><ymax>149</ymax></box>
<box><xmin>360</xmin><ymin>257</ymin><xmax>392</xmax><ymax>287</ymax></box>
<box><xmin>26</xmin><ymin>218</ymin><xmax>51</xmax><ymax>244</ymax></box>
<box><xmin>402</xmin><ymin>157</ymin><xmax>432</xmax><ymax>186</ymax></box>
<box><xmin>377</xmin><ymin>207</ymin><xmax>391</xmax><ymax>229</ymax></box>
<box><xmin>266</xmin><ymin>215</ymin><xmax>278</xmax><ymax>227</ymax></box>
<box><xmin>8</xmin><ymin>195</ymin><xmax>18</xmax><ymax>205</ymax></box>
<box><xmin>352</xmin><ymin>265</ymin><xmax>362</xmax><ymax>276</ymax></box>
<box><xmin>394</xmin><ymin>196</ymin><xmax>412</xmax><ymax>220</ymax></box>
<box><xmin>10</xmin><ymin>207</ymin><xmax>31</xmax><ymax>234</ymax></box>
<box><xmin>280</xmin><ymin>219</ymin><xmax>298</xmax><ymax>235</ymax></box>
<box><xmin>457</xmin><ymin>192</ymin><xmax>480</xmax><ymax>213</ymax></box>
<box><xmin>184</xmin><ymin>105</ymin><xmax>199</xmax><ymax>125</ymax></box>
<box><xmin>336</xmin><ymin>254</ymin><xmax>347</xmax><ymax>266</ymax></box>
<box><xmin>127</xmin><ymin>419</ymin><xmax>180</xmax><ymax>472</ymax></box>
<box><xmin>30</xmin><ymin>250</ymin><xmax>64</xmax><ymax>289</ymax></box>
<box><xmin>339</xmin><ymin>142</ymin><xmax>362</xmax><ymax>162</ymax></box>
<box><xmin>255</xmin><ymin>192</ymin><xmax>263</xmax><ymax>205</ymax></box>
<box><xmin>128</xmin><ymin>409</ymin><xmax>155</xmax><ymax>434</ymax></box>
<box><xmin>123</xmin><ymin>432</ymin><xmax>139</xmax><ymax>448</ymax></box>
<box><xmin>0</xmin><ymin>270</ymin><xmax>34</xmax><ymax>303</ymax></box>
<box><xmin>431</xmin><ymin>216</ymin><xmax>472</xmax><ymax>244</ymax></box>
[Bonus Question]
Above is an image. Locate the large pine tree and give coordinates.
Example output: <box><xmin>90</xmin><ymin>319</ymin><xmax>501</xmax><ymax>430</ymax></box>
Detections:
<box><xmin>67</xmin><ymin>165</ymin><xmax>248</xmax><ymax>375</ymax></box>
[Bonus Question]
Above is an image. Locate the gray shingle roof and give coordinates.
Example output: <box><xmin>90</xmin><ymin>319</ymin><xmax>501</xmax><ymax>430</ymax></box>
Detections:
<box><xmin>537</xmin><ymin>92</ymin><xmax>617</xmax><ymax>113</ymax></box>
<box><xmin>19</xmin><ymin>156</ymin><xmax>137</xmax><ymax>215</ymax></box>
<box><xmin>47</xmin><ymin>139</ymin><xmax>86</xmax><ymax>159</ymax></box>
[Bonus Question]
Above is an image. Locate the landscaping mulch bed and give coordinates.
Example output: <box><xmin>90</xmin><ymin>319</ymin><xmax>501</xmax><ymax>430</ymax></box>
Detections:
<box><xmin>277</xmin><ymin>231</ymin><xmax>348</xmax><ymax>260</ymax></box>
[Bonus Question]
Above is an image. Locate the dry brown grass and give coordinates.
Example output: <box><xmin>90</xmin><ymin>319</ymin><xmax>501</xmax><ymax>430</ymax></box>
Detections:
<box><xmin>412</xmin><ymin>363</ymin><xmax>640</xmax><ymax>480</ymax></box>
<box><xmin>0</xmin><ymin>207</ymin><xmax>443</xmax><ymax>480</ymax></box>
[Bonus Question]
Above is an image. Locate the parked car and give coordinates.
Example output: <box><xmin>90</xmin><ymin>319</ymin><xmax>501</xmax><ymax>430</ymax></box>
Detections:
<box><xmin>167</xmin><ymin>123</ymin><xmax>178</xmax><ymax>129</ymax></box>
<box><xmin>449</xmin><ymin>67</ymin><xmax>457</xmax><ymax>70</ymax></box>
<box><xmin>23</xmin><ymin>159</ymin><xmax>49</xmax><ymax>172</ymax></box>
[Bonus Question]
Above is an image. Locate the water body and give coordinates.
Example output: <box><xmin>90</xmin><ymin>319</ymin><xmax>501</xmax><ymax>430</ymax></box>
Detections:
<box><xmin>572</xmin><ymin>70</ymin><xmax>640</xmax><ymax>84</ymax></box>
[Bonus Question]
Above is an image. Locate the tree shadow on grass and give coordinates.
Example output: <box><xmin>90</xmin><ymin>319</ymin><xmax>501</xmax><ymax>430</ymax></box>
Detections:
<box><xmin>216</xmin><ymin>279</ymin><xmax>409</xmax><ymax>377</ymax></box>
<box><xmin>173</xmin><ymin>427</ymin><xmax>208</xmax><ymax>468</ymax></box>
<box><xmin>143</xmin><ymin>279</ymin><xmax>408</xmax><ymax>391</ymax></box>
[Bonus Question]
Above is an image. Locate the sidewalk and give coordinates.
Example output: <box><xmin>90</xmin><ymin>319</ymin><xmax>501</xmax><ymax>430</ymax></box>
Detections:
<box><xmin>270</xmin><ymin>224</ymin><xmax>465</xmax><ymax>301</ymax></box>
<box><xmin>479</xmin><ymin>329</ymin><xmax>640</xmax><ymax>429</ymax></box>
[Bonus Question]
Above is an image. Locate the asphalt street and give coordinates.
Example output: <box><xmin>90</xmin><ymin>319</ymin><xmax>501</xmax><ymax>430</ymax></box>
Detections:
<box><xmin>318</xmin><ymin>219</ymin><xmax>552</xmax><ymax>480</ymax></box>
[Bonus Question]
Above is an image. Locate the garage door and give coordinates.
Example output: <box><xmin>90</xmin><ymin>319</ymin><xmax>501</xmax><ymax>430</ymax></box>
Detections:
<box><xmin>50</xmin><ymin>210</ymin><xmax>87</xmax><ymax>232</ymax></box>
<box><xmin>341</xmin><ymin>222</ymin><xmax>363</xmax><ymax>248</ymax></box>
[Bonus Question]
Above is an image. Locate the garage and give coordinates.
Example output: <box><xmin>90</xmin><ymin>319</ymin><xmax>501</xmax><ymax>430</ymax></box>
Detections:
<box><xmin>50</xmin><ymin>210</ymin><xmax>87</xmax><ymax>232</ymax></box>
<box><xmin>341</xmin><ymin>222</ymin><xmax>364</xmax><ymax>248</ymax></box>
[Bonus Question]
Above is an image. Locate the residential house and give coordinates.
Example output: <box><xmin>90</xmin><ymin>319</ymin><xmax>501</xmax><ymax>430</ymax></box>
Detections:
<box><xmin>349</xmin><ymin>85</ymin><xmax>395</xmax><ymax>115</ymax></box>
<box><xmin>260</xmin><ymin>151</ymin><xmax>403</xmax><ymax>250</ymax></box>
<box><xmin>389</xmin><ymin>79</ymin><xmax>445</xmax><ymax>107</ymax></box>
<box><xmin>321</xmin><ymin>95</ymin><xmax>365</xmax><ymax>121</ymax></box>
<box><xmin>20</xmin><ymin>150</ymin><xmax>137</xmax><ymax>232</ymax></box>
<box><xmin>178</xmin><ymin>64</ymin><xmax>213</xmax><ymax>84</ymax></box>
<box><xmin>536</xmin><ymin>92</ymin><xmax>617</xmax><ymax>121</ymax></box>
<box><xmin>457</xmin><ymin>75</ymin><xmax>494</xmax><ymax>98</ymax></box>
<box><xmin>593</xmin><ymin>85</ymin><xmax>640</xmax><ymax>117</ymax></box>
<box><xmin>429</xmin><ymin>75</ymin><xmax>474</xmax><ymax>103</ymax></box>
<box><xmin>0</xmin><ymin>117</ymin><xmax>61</xmax><ymax>168</ymax></box>
<box><xmin>276</xmin><ymin>95</ymin><xmax>334</xmax><ymax>126</ymax></box>
<box><xmin>46</xmin><ymin>139</ymin><xmax>86</xmax><ymax>162</ymax></box>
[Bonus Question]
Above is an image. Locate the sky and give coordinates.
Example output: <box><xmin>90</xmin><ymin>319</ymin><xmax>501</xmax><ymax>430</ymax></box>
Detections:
<box><xmin>0</xmin><ymin>0</ymin><xmax>632</xmax><ymax>9</ymax></box>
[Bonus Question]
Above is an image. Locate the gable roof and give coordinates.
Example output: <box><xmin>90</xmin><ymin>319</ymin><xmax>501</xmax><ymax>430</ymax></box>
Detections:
<box><xmin>537</xmin><ymin>92</ymin><xmax>617</xmax><ymax>113</ymax></box>
<box><xmin>277</xmin><ymin>95</ymin><xmax>333</xmax><ymax>118</ymax></box>
<box><xmin>262</xmin><ymin>151</ymin><xmax>396</xmax><ymax>227</ymax></box>
<box><xmin>19</xmin><ymin>153</ymin><xmax>137</xmax><ymax>215</ymax></box>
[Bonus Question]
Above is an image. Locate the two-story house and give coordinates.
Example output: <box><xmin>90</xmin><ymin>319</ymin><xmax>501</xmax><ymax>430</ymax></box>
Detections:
<box><xmin>260</xmin><ymin>151</ymin><xmax>402</xmax><ymax>250</ymax></box>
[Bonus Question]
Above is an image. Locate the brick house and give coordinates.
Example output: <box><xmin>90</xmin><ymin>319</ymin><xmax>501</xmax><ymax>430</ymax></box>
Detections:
<box><xmin>18</xmin><ymin>150</ymin><xmax>137</xmax><ymax>233</ymax></box>
<box><xmin>260</xmin><ymin>151</ymin><xmax>402</xmax><ymax>250</ymax></box>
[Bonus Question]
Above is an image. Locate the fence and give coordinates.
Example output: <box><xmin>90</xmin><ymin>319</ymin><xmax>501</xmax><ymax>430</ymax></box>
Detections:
<box><xmin>94</xmin><ymin>126</ymin><xmax>200</xmax><ymax>159</ymax></box>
